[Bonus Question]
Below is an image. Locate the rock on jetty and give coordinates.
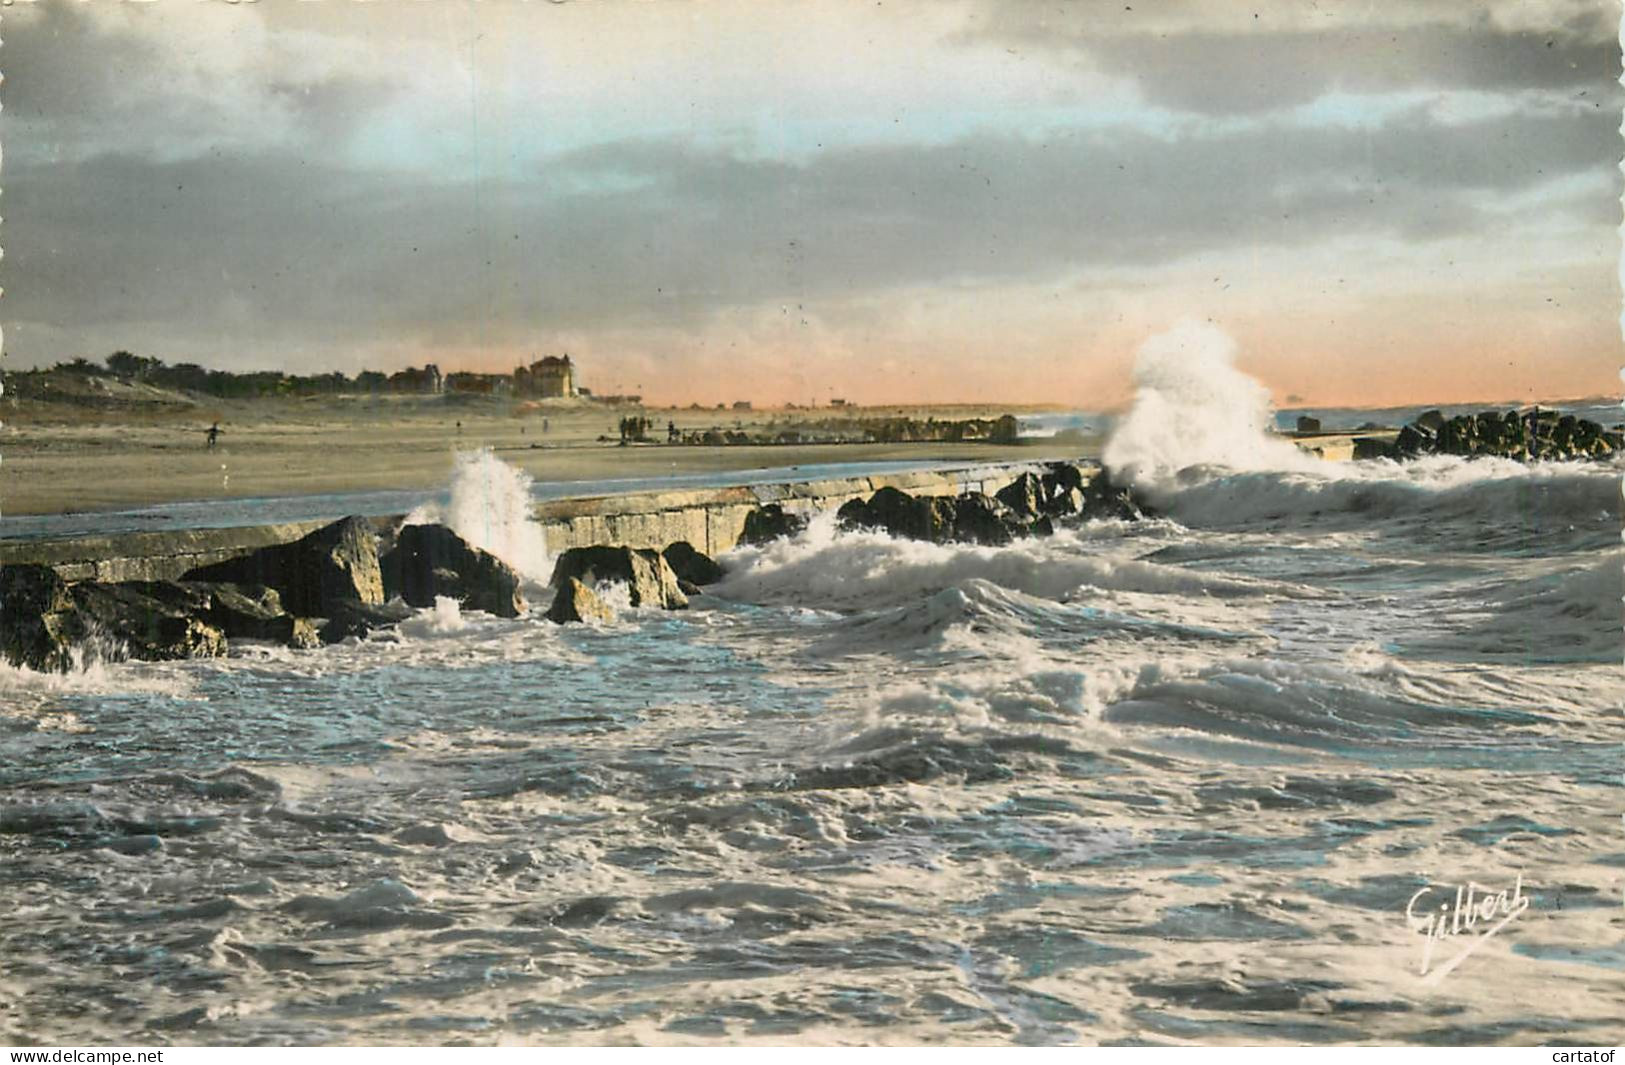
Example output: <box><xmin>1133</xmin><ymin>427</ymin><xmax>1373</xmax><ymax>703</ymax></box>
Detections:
<box><xmin>738</xmin><ymin>504</ymin><xmax>807</xmax><ymax>546</ymax></box>
<box><xmin>1357</xmin><ymin>408</ymin><xmax>1622</xmax><ymax>462</ymax></box>
<box><xmin>546</xmin><ymin>546</ymin><xmax>689</xmax><ymax>611</ymax></box>
<box><xmin>732</xmin><ymin>461</ymin><xmax>1145</xmax><ymax>548</ymax></box>
<box><xmin>2</xmin><ymin>516</ymin><xmax>528</xmax><ymax>672</ymax></box>
<box><xmin>545</xmin><ymin>577</ymin><xmax>616</xmax><ymax>625</ymax></box>
<box><xmin>381</xmin><ymin>523</ymin><xmax>526</xmax><ymax>618</ymax></box>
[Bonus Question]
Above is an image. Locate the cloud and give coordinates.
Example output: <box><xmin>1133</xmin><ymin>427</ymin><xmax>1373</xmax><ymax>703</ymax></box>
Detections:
<box><xmin>4</xmin><ymin>93</ymin><xmax>1613</xmax><ymax>366</ymax></box>
<box><xmin>0</xmin><ymin>3</ymin><xmax>401</xmax><ymax>164</ymax></box>
<box><xmin>962</xmin><ymin>0</ymin><xmax>1620</xmax><ymax>115</ymax></box>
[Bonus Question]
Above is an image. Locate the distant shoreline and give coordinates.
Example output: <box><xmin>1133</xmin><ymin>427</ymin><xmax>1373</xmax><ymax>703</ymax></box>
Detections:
<box><xmin>0</xmin><ymin>391</ymin><xmax>1097</xmax><ymax>518</ymax></box>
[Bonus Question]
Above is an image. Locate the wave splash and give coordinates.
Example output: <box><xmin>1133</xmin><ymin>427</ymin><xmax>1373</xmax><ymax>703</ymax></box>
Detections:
<box><xmin>1103</xmin><ymin>320</ymin><xmax>1318</xmax><ymax>490</ymax></box>
<box><xmin>405</xmin><ymin>449</ymin><xmax>552</xmax><ymax>582</ymax></box>
<box><xmin>1099</xmin><ymin>322</ymin><xmax>1621</xmax><ymax>545</ymax></box>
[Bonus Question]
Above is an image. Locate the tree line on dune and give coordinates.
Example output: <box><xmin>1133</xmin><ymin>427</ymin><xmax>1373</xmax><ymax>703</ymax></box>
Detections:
<box><xmin>17</xmin><ymin>351</ymin><xmax>502</xmax><ymax>400</ymax></box>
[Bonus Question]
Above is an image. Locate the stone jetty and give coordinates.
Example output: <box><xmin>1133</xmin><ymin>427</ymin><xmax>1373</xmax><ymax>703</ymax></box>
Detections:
<box><xmin>1</xmin><ymin>459</ymin><xmax>1136</xmax><ymax>661</ymax></box>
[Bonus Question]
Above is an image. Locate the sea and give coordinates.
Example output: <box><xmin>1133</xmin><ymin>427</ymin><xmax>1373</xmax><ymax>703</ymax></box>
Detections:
<box><xmin>3</xmin><ymin>333</ymin><xmax>1622</xmax><ymax>1045</ymax></box>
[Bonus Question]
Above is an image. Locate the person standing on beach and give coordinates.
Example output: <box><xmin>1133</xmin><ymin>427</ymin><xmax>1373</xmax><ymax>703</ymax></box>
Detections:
<box><xmin>206</xmin><ymin>422</ymin><xmax>221</xmax><ymax>448</ymax></box>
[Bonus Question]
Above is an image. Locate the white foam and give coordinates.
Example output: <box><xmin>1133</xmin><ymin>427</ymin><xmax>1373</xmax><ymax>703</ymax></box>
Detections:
<box><xmin>1098</xmin><ymin>323</ymin><xmax>1621</xmax><ymax>538</ymax></box>
<box><xmin>405</xmin><ymin>449</ymin><xmax>551</xmax><ymax>582</ymax></box>
<box><xmin>396</xmin><ymin>596</ymin><xmax>468</xmax><ymax>638</ymax></box>
<box><xmin>714</xmin><ymin>523</ymin><xmax>1310</xmax><ymax>615</ymax></box>
<box><xmin>1103</xmin><ymin>320</ymin><xmax>1320</xmax><ymax>489</ymax></box>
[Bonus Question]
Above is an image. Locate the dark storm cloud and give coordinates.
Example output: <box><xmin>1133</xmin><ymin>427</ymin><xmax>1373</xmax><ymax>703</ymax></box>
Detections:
<box><xmin>0</xmin><ymin>4</ymin><xmax>399</xmax><ymax>162</ymax></box>
<box><xmin>965</xmin><ymin>3</ymin><xmax>1620</xmax><ymax>114</ymax></box>
<box><xmin>4</xmin><ymin>98</ymin><xmax>1614</xmax><ymax>369</ymax></box>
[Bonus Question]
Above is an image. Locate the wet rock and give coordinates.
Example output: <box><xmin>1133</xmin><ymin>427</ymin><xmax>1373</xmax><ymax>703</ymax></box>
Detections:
<box><xmin>1041</xmin><ymin>461</ymin><xmax>1088</xmax><ymax>503</ymax></box>
<box><xmin>1415</xmin><ymin>409</ymin><xmax>1447</xmax><ymax>433</ymax></box>
<box><xmin>1394</xmin><ymin>423</ymin><xmax>1434</xmax><ymax>457</ymax></box>
<box><xmin>0</xmin><ymin>563</ymin><xmax>80</xmax><ymax>672</ymax></box>
<box><xmin>69</xmin><ymin>581</ymin><xmax>227</xmax><ymax>661</ymax></box>
<box><xmin>1388</xmin><ymin>407</ymin><xmax>1615</xmax><ymax>463</ymax></box>
<box><xmin>185</xmin><ymin>515</ymin><xmax>384</xmax><ymax>616</ymax></box>
<box><xmin>123</xmin><ymin>580</ymin><xmax>316</xmax><ymax>649</ymax></box>
<box><xmin>843</xmin><ymin>485</ymin><xmax>1066</xmax><ymax>544</ymax></box>
<box><xmin>1077</xmin><ymin>470</ymin><xmax>1147</xmax><ymax>521</ymax></box>
<box><xmin>202</xmin><ymin>583</ymin><xmax>320</xmax><ymax>649</ymax></box>
<box><xmin>121</xmin><ymin>580</ymin><xmax>214</xmax><ymax>615</ymax></box>
<box><xmin>838</xmin><ymin>485</ymin><xmax>954</xmax><ymax>542</ymax></box>
<box><xmin>1352</xmin><ymin>437</ymin><xmax>1396</xmax><ymax>461</ymax></box>
<box><xmin>662</xmin><ymin>541</ymin><xmax>724</xmax><ymax>586</ymax></box>
<box><xmin>738</xmin><ymin>503</ymin><xmax>807</xmax><ymax>546</ymax></box>
<box><xmin>317</xmin><ymin>598</ymin><xmax>414</xmax><ymax>644</ymax></box>
<box><xmin>545</xmin><ymin>577</ymin><xmax>616</xmax><ymax>625</ymax></box>
<box><xmin>381</xmin><ymin>523</ymin><xmax>525</xmax><ymax>618</ymax></box>
<box><xmin>549</xmin><ymin>546</ymin><xmax>687</xmax><ymax>610</ymax></box>
<box><xmin>994</xmin><ymin>472</ymin><xmax>1045</xmax><ymax>521</ymax></box>
<box><xmin>950</xmin><ymin>492</ymin><xmax>1020</xmax><ymax>546</ymax></box>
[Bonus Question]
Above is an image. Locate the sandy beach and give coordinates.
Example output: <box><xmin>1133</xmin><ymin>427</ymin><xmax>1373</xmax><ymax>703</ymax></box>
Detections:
<box><xmin>0</xmin><ymin>394</ymin><xmax>1090</xmax><ymax>516</ymax></box>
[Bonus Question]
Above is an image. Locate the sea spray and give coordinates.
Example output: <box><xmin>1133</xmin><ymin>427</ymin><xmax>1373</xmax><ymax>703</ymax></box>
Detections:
<box><xmin>405</xmin><ymin>449</ymin><xmax>552</xmax><ymax>582</ymax></box>
<box><xmin>1103</xmin><ymin>320</ymin><xmax>1318</xmax><ymax>489</ymax></box>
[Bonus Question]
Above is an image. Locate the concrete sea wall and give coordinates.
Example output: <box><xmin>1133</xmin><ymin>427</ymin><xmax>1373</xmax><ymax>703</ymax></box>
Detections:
<box><xmin>1</xmin><ymin>462</ymin><xmax>1059</xmax><ymax>583</ymax></box>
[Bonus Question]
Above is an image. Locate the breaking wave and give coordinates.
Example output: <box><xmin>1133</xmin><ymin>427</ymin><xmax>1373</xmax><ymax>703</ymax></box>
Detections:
<box><xmin>404</xmin><ymin>448</ymin><xmax>552</xmax><ymax>582</ymax></box>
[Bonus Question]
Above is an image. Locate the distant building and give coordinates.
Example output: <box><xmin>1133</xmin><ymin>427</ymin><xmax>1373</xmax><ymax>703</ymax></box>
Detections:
<box><xmin>388</xmin><ymin>364</ymin><xmax>442</xmax><ymax>394</ymax></box>
<box><xmin>732</xmin><ymin>400</ymin><xmax>753</xmax><ymax>411</ymax></box>
<box><xmin>830</xmin><ymin>398</ymin><xmax>848</xmax><ymax>408</ymax></box>
<box><xmin>516</xmin><ymin>355</ymin><xmax>575</xmax><ymax>398</ymax></box>
<box><xmin>446</xmin><ymin>371</ymin><xmax>511</xmax><ymax>395</ymax></box>
<box><xmin>1295</xmin><ymin>415</ymin><xmax>1322</xmax><ymax>434</ymax></box>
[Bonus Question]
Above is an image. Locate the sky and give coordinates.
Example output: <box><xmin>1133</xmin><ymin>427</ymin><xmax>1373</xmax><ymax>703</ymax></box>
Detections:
<box><xmin>2</xmin><ymin>0</ymin><xmax>1621</xmax><ymax>408</ymax></box>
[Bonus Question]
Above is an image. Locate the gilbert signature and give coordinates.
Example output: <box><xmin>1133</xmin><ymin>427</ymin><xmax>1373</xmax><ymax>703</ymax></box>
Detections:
<box><xmin>1405</xmin><ymin>875</ymin><xmax>1529</xmax><ymax>984</ymax></box>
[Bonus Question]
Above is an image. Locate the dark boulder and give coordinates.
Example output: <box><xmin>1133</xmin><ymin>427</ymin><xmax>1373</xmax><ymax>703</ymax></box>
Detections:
<box><xmin>1</xmin><ymin>564</ymin><xmax>80</xmax><ymax>672</ymax></box>
<box><xmin>1388</xmin><ymin>407</ymin><xmax>1615</xmax><ymax>463</ymax></box>
<box><xmin>838</xmin><ymin>485</ymin><xmax>956</xmax><ymax>542</ymax></box>
<box><xmin>1416</xmin><ymin>409</ymin><xmax>1447</xmax><ymax>433</ymax></box>
<box><xmin>1078</xmin><ymin>471</ymin><xmax>1147</xmax><ymax>521</ymax></box>
<box><xmin>317</xmin><ymin>599</ymin><xmax>414</xmax><ymax>644</ymax></box>
<box><xmin>1394</xmin><ymin>423</ymin><xmax>1434</xmax><ymax>457</ymax></box>
<box><xmin>202</xmin><ymin>584</ymin><xmax>320</xmax><ymax>649</ymax></box>
<box><xmin>1042</xmin><ymin>461</ymin><xmax>1088</xmax><ymax>498</ymax></box>
<box><xmin>950</xmin><ymin>493</ymin><xmax>1020</xmax><ymax>546</ymax></box>
<box><xmin>381</xmin><ymin>523</ymin><xmax>525</xmax><ymax>618</ymax></box>
<box><xmin>840</xmin><ymin>487</ymin><xmax>1025</xmax><ymax>545</ymax></box>
<box><xmin>662</xmin><ymin>541</ymin><xmax>724</xmax><ymax>586</ymax></box>
<box><xmin>68</xmin><ymin>582</ymin><xmax>227</xmax><ymax>662</ymax></box>
<box><xmin>123</xmin><ymin>580</ymin><xmax>317</xmax><ymax>649</ymax></box>
<box><xmin>121</xmin><ymin>581</ymin><xmax>214</xmax><ymax>615</ymax></box>
<box><xmin>185</xmin><ymin>516</ymin><xmax>384</xmax><ymax>617</ymax></box>
<box><xmin>549</xmin><ymin>546</ymin><xmax>688</xmax><ymax>610</ymax></box>
<box><xmin>738</xmin><ymin>504</ymin><xmax>807</xmax><ymax>546</ymax></box>
<box><xmin>994</xmin><ymin>472</ymin><xmax>1044</xmax><ymax>521</ymax></box>
<box><xmin>545</xmin><ymin>577</ymin><xmax>616</xmax><ymax>625</ymax></box>
<box><xmin>835</xmin><ymin>496</ymin><xmax>872</xmax><ymax>531</ymax></box>
<box><xmin>1352</xmin><ymin>437</ymin><xmax>1396</xmax><ymax>461</ymax></box>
